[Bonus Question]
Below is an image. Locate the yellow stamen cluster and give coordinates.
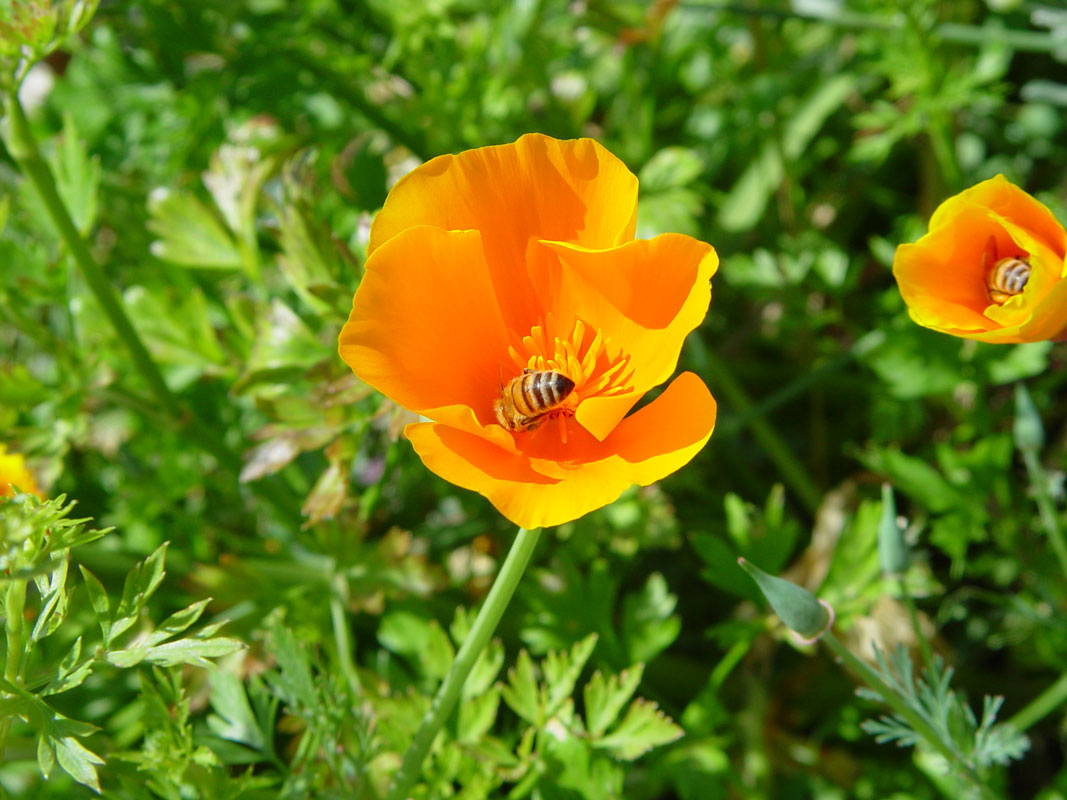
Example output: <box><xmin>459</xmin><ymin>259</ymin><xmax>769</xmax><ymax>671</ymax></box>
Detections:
<box><xmin>508</xmin><ymin>314</ymin><xmax>633</xmax><ymax>409</ymax></box>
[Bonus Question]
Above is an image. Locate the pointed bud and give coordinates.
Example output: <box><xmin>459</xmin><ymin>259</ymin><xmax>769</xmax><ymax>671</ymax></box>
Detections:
<box><xmin>877</xmin><ymin>484</ymin><xmax>909</xmax><ymax>576</ymax></box>
<box><xmin>1013</xmin><ymin>384</ymin><xmax>1044</xmax><ymax>453</ymax></box>
<box><xmin>738</xmin><ymin>558</ymin><xmax>833</xmax><ymax>644</ymax></box>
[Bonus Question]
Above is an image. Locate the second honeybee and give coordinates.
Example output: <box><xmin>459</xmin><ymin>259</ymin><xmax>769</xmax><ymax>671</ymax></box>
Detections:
<box><xmin>987</xmin><ymin>256</ymin><xmax>1031</xmax><ymax>304</ymax></box>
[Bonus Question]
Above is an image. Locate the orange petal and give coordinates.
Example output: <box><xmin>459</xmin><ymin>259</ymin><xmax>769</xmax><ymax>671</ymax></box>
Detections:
<box><xmin>369</xmin><ymin>134</ymin><xmax>639</xmax><ymax>330</ymax></box>
<box><xmin>895</xmin><ymin>194</ymin><xmax>1067</xmax><ymax>342</ymax></box>
<box><xmin>893</xmin><ymin>206</ymin><xmax>1001</xmax><ymax>332</ymax></box>
<box><xmin>930</xmin><ymin>175</ymin><xmax>1066</xmax><ymax>259</ymax></box>
<box><xmin>540</xmin><ymin>235</ymin><xmax>717</xmax><ymax>440</ymax></box>
<box><xmin>404</xmin><ymin>372</ymin><xmax>715</xmax><ymax>529</ymax></box>
<box><xmin>338</xmin><ymin>226</ymin><xmax>512</xmax><ymax>426</ymax></box>
<box><xmin>950</xmin><ymin>276</ymin><xmax>1067</xmax><ymax>343</ymax></box>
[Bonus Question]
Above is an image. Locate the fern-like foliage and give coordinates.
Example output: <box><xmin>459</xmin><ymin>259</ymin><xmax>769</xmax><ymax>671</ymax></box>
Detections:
<box><xmin>858</xmin><ymin>645</ymin><xmax>1028</xmax><ymax>784</ymax></box>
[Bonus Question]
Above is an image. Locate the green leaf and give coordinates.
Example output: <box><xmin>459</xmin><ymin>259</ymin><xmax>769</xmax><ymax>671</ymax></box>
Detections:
<box><xmin>594</xmin><ymin>698</ymin><xmax>684</xmax><ymax>760</ymax></box>
<box><xmin>457</xmin><ymin>686</ymin><xmax>500</xmax><ymax>745</ymax></box>
<box><xmin>621</xmin><ymin>573</ymin><xmax>680</xmax><ymax>664</ymax></box>
<box><xmin>718</xmin><ymin>75</ymin><xmax>855</xmax><ymax>231</ymax></box>
<box><xmin>462</xmin><ymin>638</ymin><xmax>504</xmax><ymax>699</ymax></box>
<box><xmin>52</xmin><ymin>734</ymin><xmax>104</xmax><ymax>793</ymax></box>
<box><xmin>44</xmin><ymin>637</ymin><xmax>93</xmax><ymax>696</ymax></box>
<box><xmin>378</xmin><ymin>611</ymin><xmax>455</xmax><ymax>683</ymax></box>
<box><xmin>31</xmin><ymin>557</ymin><xmax>70</xmax><ymax>642</ymax></box>
<box><xmin>860</xmin><ymin>447</ymin><xmax>962</xmax><ymax>513</ymax></box>
<box><xmin>144</xmin><ymin>597</ymin><xmax>212</xmax><ymax>647</ymax></box>
<box><xmin>584</xmin><ymin>664</ymin><xmax>644</xmax><ymax>738</ymax></box>
<box><xmin>544</xmin><ymin>633</ymin><xmax>598</xmax><ymax>715</ymax></box>
<box><xmin>107</xmin><ymin>635</ymin><xmax>244</xmax><ymax>668</ymax></box>
<box><xmin>123</xmin><ymin>285</ymin><xmax>225</xmax><ymax>372</ymax></box>
<box><xmin>501</xmin><ymin>650</ymin><xmax>542</xmax><ymax>725</ymax></box>
<box><xmin>986</xmin><ymin>342</ymin><xmax>1053</xmax><ymax>385</ymax></box>
<box><xmin>78</xmin><ymin>566</ymin><xmax>110</xmax><ymax>643</ymax></box>
<box><xmin>233</xmin><ymin>300</ymin><xmax>328</xmax><ymax>394</ymax></box>
<box><xmin>37</xmin><ymin>733</ymin><xmax>55</xmax><ymax>780</ymax></box>
<box><xmin>267</xmin><ymin>620</ymin><xmax>316</xmax><ymax>710</ymax></box>
<box><xmin>207</xmin><ymin>672</ymin><xmax>266</xmax><ymax>751</ymax></box>
<box><xmin>111</xmin><ymin>542</ymin><xmax>168</xmax><ymax>644</ymax></box>
<box><xmin>53</xmin><ymin>112</ymin><xmax>100</xmax><ymax>236</ymax></box>
<box><xmin>147</xmin><ymin>188</ymin><xmax>244</xmax><ymax>269</ymax></box>
<box><xmin>639</xmin><ymin>147</ymin><xmax>704</xmax><ymax>193</ymax></box>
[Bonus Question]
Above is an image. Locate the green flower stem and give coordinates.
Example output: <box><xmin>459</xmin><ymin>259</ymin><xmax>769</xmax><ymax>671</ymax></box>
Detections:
<box><xmin>1021</xmin><ymin>449</ymin><xmax>1067</xmax><ymax>585</ymax></box>
<box><xmin>4</xmin><ymin>92</ymin><xmax>180</xmax><ymax>421</ymax></box>
<box><xmin>0</xmin><ymin>581</ymin><xmax>27</xmax><ymax>760</ymax></box>
<box><xmin>3</xmin><ymin>91</ymin><xmax>303</xmax><ymax>525</ymax></box>
<box><xmin>385</xmin><ymin>526</ymin><xmax>542</xmax><ymax>800</ymax></box>
<box><xmin>897</xmin><ymin>577</ymin><xmax>935</xmax><ymax>668</ymax></box>
<box><xmin>330</xmin><ymin>573</ymin><xmax>363</xmax><ymax>698</ymax></box>
<box><xmin>689</xmin><ymin>337</ymin><xmax>822</xmax><ymax>514</ymax></box>
<box><xmin>718</xmin><ymin>331</ymin><xmax>885</xmax><ymax>438</ymax></box>
<box><xmin>822</xmin><ymin>632</ymin><xmax>996</xmax><ymax>800</ymax></box>
<box><xmin>1008</xmin><ymin>671</ymin><xmax>1067</xmax><ymax>732</ymax></box>
<box><xmin>4</xmin><ymin>581</ymin><xmax>26</xmax><ymax>684</ymax></box>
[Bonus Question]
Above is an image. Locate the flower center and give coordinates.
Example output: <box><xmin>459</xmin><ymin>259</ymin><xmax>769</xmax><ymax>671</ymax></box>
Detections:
<box><xmin>507</xmin><ymin>314</ymin><xmax>633</xmax><ymax>411</ymax></box>
<box><xmin>981</xmin><ymin>234</ymin><xmax>1031</xmax><ymax>306</ymax></box>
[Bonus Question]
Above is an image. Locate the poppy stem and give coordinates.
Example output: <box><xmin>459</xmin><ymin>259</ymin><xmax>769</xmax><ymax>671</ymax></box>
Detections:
<box><xmin>1008</xmin><ymin>671</ymin><xmax>1067</xmax><ymax>732</ymax></box>
<box><xmin>1021</xmin><ymin>449</ymin><xmax>1067</xmax><ymax>585</ymax></box>
<box><xmin>3</xmin><ymin>91</ymin><xmax>182</xmax><ymax>423</ymax></box>
<box><xmin>384</xmin><ymin>526</ymin><xmax>542</xmax><ymax>800</ymax></box>
<box><xmin>2</xmin><ymin>90</ymin><xmax>304</xmax><ymax>526</ymax></box>
<box><xmin>687</xmin><ymin>337</ymin><xmax>822</xmax><ymax>515</ymax></box>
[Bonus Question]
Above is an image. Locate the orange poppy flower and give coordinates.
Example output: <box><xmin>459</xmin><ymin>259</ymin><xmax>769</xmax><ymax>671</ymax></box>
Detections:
<box><xmin>893</xmin><ymin>175</ymin><xmax>1067</xmax><ymax>343</ymax></box>
<box><xmin>0</xmin><ymin>445</ymin><xmax>41</xmax><ymax>500</ymax></box>
<box><xmin>338</xmin><ymin>134</ymin><xmax>717</xmax><ymax>529</ymax></box>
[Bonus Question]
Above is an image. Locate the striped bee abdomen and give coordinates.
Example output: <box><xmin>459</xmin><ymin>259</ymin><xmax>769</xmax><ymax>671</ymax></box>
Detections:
<box><xmin>494</xmin><ymin>370</ymin><xmax>576</xmax><ymax>432</ymax></box>
<box><xmin>988</xmin><ymin>256</ymin><xmax>1030</xmax><ymax>303</ymax></box>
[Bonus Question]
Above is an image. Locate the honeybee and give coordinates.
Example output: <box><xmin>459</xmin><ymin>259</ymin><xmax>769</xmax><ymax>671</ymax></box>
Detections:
<box><xmin>494</xmin><ymin>369</ymin><xmax>575</xmax><ymax>432</ymax></box>
<box><xmin>982</xmin><ymin>236</ymin><xmax>1031</xmax><ymax>304</ymax></box>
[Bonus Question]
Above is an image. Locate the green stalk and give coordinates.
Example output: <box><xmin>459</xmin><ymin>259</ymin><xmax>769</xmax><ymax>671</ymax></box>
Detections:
<box><xmin>689</xmin><ymin>337</ymin><xmax>822</xmax><ymax>514</ymax></box>
<box><xmin>897</xmin><ymin>577</ymin><xmax>935</xmax><ymax>668</ymax></box>
<box><xmin>3</xmin><ymin>91</ymin><xmax>304</xmax><ymax>525</ymax></box>
<box><xmin>822</xmin><ymin>633</ymin><xmax>997</xmax><ymax>800</ymax></box>
<box><xmin>3</xmin><ymin>581</ymin><xmax>26</xmax><ymax>684</ymax></box>
<box><xmin>330</xmin><ymin>573</ymin><xmax>363</xmax><ymax>698</ymax></box>
<box><xmin>1008</xmin><ymin>672</ymin><xmax>1067</xmax><ymax>732</ymax></box>
<box><xmin>385</xmin><ymin>526</ymin><xmax>542</xmax><ymax>800</ymax></box>
<box><xmin>0</xmin><ymin>581</ymin><xmax>27</xmax><ymax>759</ymax></box>
<box><xmin>3</xmin><ymin>92</ymin><xmax>181</xmax><ymax>421</ymax></box>
<box><xmin>1021</xmin><ymin>450</ymin><xmax>1067</xmax><ymax>585</ymax></box>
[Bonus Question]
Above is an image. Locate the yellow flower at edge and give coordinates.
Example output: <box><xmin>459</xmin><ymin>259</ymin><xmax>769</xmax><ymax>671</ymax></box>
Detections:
<box><xmin>893</xmin><ymin>175</ymin><xmax>1067</xmax><ymax>343</ymax></box>
<box><xmin>338</xmin><ymin>133</ymin><xmax>718</xmax><ymax>529</ymax></box>
<box><xmin>0</xmin><ymin>444</ymin><xmax>41</xmax><ymax>500</ymax></box>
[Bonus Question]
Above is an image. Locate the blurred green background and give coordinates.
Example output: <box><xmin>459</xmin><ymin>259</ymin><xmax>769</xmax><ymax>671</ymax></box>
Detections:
<box><xmin>3</xmin><ymin>0</ymin><xmax>1067</xmax><ymax>797</ymax></box>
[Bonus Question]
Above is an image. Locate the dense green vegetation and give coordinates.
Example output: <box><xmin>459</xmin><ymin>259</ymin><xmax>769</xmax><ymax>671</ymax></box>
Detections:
<box><xmin>3</xmin><ymin>1</ymin><xmax>1067</xmax><ymax>797</ymax></box>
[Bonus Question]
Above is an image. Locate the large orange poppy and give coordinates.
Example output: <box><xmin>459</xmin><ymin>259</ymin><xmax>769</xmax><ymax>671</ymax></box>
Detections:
<box><xmin>339</xmin><ymin>134</ymin><xmax>717</xmax><ymax>529</ymax></box>
<box><xmin>0</xmin><ymin>445</ymin><xmax>41</xmax><ymax>499</ymax></box>
<box><xmin>893</xmin><ymin>175</ymin><xmax>1067</xmax><ymax>343</ymax></box>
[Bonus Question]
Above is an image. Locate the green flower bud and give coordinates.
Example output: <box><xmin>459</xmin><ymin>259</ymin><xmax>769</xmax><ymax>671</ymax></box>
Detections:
<box><xmin>877</xmin><ymin>484</ymin><xmax>909</xmax><ymax>576</ymax></box>
<box><xmin>738</xmin><ymin>558</ymin><xmax>833</xmax><ymax>644</ymax></box>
